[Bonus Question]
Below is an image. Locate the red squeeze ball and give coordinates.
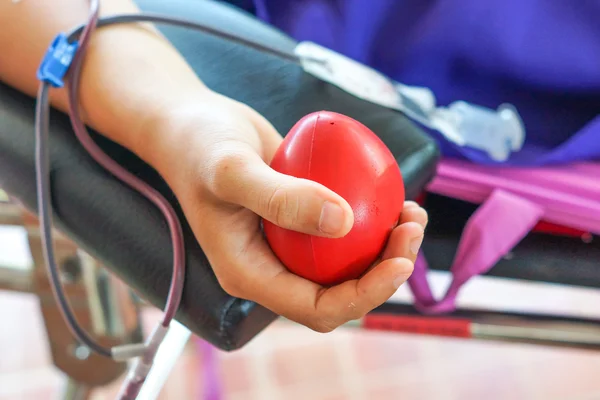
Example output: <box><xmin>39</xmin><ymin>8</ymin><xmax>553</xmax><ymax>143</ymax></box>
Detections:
<box><xmin>263</xmin><ymin>111</ymin><xmax>405</xmax><ymax>286</ymax></box>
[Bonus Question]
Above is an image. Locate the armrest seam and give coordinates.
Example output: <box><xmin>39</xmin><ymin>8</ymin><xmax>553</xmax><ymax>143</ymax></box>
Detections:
<box><xmin>219</xmin><ymin>296</ymin><xmax>238</xmax><ymax>350</ymax></box>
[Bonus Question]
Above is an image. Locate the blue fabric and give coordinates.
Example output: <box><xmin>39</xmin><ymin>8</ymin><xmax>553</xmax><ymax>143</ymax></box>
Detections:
<box><xmin>235</xmin><ymin>0</ymin><xmax>600</xmax><ymax>166</ymax></box>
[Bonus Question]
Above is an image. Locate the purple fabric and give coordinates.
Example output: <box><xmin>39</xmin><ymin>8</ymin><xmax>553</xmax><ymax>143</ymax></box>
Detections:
<box><xmin>241</xmin><ymin>0</ymin><xmax>600</xmax><ymax>166</ymax></box>
<box><xmin>221</xmin><ymin>0</ymin><xmax>600</xmax><ymax>311</ymax></box>
<box><xmin>409</xmin><ymin>189</ymin><xmax>544</xmax><ymax>313</ymax></box>
<box><xmin>410</xmin><ymin>158</ymin><xmax>600</xmax><ymax>313</ymax></box>
<box><xmin>195</xmin><ymin>338</ymin><xmax>222</xmax><ymax>400</ymax></box>
<box><xmin>429</xmin><ymin>159</ymin><xmax>600</xmax><ymax>235</ymax></box>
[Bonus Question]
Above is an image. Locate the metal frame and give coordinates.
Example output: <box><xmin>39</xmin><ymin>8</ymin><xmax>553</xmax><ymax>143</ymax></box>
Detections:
<box><xmin>0</xmin><ymin>199</ymin><xmax>32</xmax><ymax>293</ymax></box>
<box><xmin>1</xmin><ymin>189</ymin><xmax>195</xmax><ymax>399</ymax></box>
<box><xmin>357</xmin><ymin>302</ymin><xmax>600</xmax><ymax>350</ymax></box>
<box><xmin>0</xmin><ymin>191</ymin><xmax>140</xmax><ymax>399</ymax></box>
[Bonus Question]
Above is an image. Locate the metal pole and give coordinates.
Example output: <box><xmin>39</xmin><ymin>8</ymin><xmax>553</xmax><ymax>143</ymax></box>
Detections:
<box><xmin>137</xmin><ymin>320</ymin><xmax>192</xmax><ymax>400</ymax></box>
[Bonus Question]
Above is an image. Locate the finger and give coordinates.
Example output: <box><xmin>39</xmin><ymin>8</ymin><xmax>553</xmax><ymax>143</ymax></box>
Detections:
<box><xmin>210</xmin><ymin>220</ymin><xmax>412</xmax><ymax>332</ymax></box>
<box><xmin>381</xmin><ymin>221</ymin><xmax>424</xmax><ymax>264</ymax></box>
<box><xmin>360</xmin><ymin>203</ymin><xmax>427</xmax><ymax>275</ymax></box>
<box><xmin>314</xmin><ymin>257</ymin><xmax>414</xmax><ymax>325</ymax></box>
<box><xmin>207</xmin><ymin>150</ymin><xmax>354</xmax><ymax>238</ymax></box>
<box><xmin>252</xmin><ymin>257</ymin><xmax>414</xmax><ymax>332</ymax></box>
<box><xmin>403</xmin><ymin>200</ymin><xmax>421</xmax><ymax>211</ymax></box>
<box><xmin>400</xmin><ymin>204</ymin><xmax>428</xmax><ymax>230</ymax></box>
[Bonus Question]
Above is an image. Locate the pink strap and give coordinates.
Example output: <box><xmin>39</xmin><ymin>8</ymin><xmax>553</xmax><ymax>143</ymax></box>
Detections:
<box><xmin>409</xmin><ymin>189</ymin><xmax>545</xmax><ymax>314</ymax></box>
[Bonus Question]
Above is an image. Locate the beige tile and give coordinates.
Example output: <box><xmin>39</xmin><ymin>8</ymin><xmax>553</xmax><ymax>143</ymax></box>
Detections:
<box><xmin>269</xmin><ymin>340</ymin><xmax>341</xmax><ymax>387</ymax></box>
<box><xmin>2</xmin><ymin>220</ymin><xmax>600</xmax><ymax>400</ymax></box>
<box><xmin>3</xmin><ymin>290</ymin><xmax>600</xmax><ymax>400</ymax></box>
<box><xmin>218</xmin><ymin>353</ymin><xmax>253</xmax><ymax>394</ymax></box>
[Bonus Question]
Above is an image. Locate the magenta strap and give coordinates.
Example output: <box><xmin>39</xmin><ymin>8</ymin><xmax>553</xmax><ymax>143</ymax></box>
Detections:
<box><xmin>409</xmin><ymin>189</ymin><xmax>545</xmax><ymax>314</ymax></box>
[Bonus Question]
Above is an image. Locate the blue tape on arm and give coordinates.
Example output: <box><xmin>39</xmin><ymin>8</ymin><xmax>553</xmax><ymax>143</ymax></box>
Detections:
<box><xmin>37</xmin><ymin>33</ymin><xmax>79</xmax><ymax>88</ymax></box>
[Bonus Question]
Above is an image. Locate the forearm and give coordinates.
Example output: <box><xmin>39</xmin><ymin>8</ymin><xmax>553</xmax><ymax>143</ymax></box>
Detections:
<box><xmin>0</xmin><ymin>0</ymin><xmax>211</xmax><ymax>170</ymax></box>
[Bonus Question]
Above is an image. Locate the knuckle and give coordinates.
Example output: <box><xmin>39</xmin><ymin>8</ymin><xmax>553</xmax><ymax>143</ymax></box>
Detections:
<box><xmin>308</xmin><ymin>316</ymin><xmax>338</xmax><ymax>333</ymax></box>
<box><xmin>266</xmin><ymin>186</ymin><xmax>299</xmax><ymax>227</ymax></box>
<box><xmin>355</xmin><ymin>283</ymin><xmax>369</xmax><ymax>298</ymax></box>
<box><xmin>217</xmin><ymin>274</ymin><xmax>243</xmax><ymax>298</ymax></box>
<box><xmin>311</xmin><ymin>322</ymin><xmax>335</xmax><ymax>334</ymax></box>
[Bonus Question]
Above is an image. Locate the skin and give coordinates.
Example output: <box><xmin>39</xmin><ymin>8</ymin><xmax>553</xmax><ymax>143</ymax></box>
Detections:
<box><xmin>0</xmin><ymin>0</ymin><xmax>428</xmax><ymax>333</ymax></box>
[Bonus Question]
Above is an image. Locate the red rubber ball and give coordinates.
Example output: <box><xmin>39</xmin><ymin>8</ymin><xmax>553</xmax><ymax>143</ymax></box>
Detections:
<box><xmin>263</xmin><ymin>111</ymin><xmax>405</xmax><ymax>286</ymax></box>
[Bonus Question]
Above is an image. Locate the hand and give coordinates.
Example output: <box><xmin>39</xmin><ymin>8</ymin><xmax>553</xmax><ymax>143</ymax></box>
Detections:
<box><xmin>148</xmin><ymin>92</ymin><xmax>428</xmax><ymax>333</ymax></box>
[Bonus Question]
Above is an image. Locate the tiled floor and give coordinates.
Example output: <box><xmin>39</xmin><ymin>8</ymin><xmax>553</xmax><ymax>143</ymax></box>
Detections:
<box><xmin>2</xmin><ymin>225</ymin><xmax>600</xmax><ymax>399</ymax></box>
<box><xmin>3</xmin><ymin>294</ymin><xmax>600</xmax><ymax>400</ymax></box>
<box><xmin>213</xmin><ymin>320</ymin><xmax>600</xmax><ymax>400</ymax></box>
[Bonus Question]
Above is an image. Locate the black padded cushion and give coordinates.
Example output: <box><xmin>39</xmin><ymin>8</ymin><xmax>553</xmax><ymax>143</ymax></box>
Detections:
<box><xmin>0</xmin><ymin>0</ymin><xmax>439</xmax><ymax>350</ymax></box>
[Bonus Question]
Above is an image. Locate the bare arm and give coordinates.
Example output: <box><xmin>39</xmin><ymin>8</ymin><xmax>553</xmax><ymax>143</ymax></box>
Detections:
<box><xmin>0</xmin><ymin>0</ymin><xmax>426</xmax><ymax>334</ymax></box>
<box><xmin>0</xmin><ymin>0</ymin><xmax>209</xmax><ymax>171</ymax></box>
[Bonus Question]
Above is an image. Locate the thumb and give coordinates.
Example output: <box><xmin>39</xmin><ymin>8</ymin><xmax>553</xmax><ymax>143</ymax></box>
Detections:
<box><xmin>212</xmin><ymin>152</ymin><xmax>354</xmax><ymax>237</ymax></box>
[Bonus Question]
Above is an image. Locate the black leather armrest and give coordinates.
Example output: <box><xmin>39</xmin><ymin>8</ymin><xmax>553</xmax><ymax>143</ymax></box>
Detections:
<box><xmin>0</xmin><ymin>0</ymin><xmax>439</xmax><ymax>350</ymax></box>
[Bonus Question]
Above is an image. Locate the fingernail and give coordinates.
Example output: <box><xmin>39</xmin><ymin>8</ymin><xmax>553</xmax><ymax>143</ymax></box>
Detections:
<box><xmin>410</xmin><ymin>235</ymin><xmax>424</xmax><ymax>255</ymax></box>
<box><xmin>319</xmin><ymin>201</ymin><xmax>345</xmax><ymax>235</ymax></box>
